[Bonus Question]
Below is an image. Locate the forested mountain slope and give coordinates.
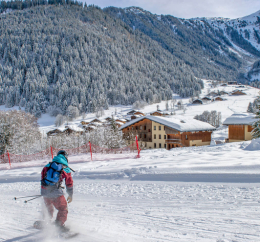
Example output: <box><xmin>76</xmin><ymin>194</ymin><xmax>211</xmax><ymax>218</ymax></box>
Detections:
<box><xmin>105</xmin><ymin>7</ymin><xmax>259</xmax><ymax>79</ymax></box>
<box><xmin>0</xmin><ymin>4</ymin><xmax>258</xmax><ymax>118</ymax></box>
<box><xmin>0</xmin><ymin>5</ymin><xmax>203</xmax><ymax>117</ymax></box>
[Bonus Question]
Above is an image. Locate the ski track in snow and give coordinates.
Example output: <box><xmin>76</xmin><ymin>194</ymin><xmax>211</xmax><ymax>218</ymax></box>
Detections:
<box><xmin>1</xmin><ymin>180</ymin><xmax>260</xmax><ymax>242</ymax></box>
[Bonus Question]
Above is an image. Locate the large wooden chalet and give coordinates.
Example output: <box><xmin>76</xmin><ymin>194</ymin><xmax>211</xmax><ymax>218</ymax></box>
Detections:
<box><xmin>120</xmin><ymin>116</ymin><xmax>215</xmax><ymax>150</ymax></box>
<box><xmin>223</xmin><ymin>113</ymin><xmax>255</xmax><ymax>142</ymax></box>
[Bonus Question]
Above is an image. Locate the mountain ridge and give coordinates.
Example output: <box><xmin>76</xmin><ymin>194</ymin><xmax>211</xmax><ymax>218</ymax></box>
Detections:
<box><xmin>0</xmin><ymin>2</ymin><xmax>259</xmax><ymax>118</ymax></box>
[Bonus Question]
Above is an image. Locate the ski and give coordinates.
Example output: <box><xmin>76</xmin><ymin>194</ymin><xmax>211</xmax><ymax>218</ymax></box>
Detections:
<box><xmin>33</xmin><ymin>220</ymin><xmax>79</xmax><ymax>239</ymax></box>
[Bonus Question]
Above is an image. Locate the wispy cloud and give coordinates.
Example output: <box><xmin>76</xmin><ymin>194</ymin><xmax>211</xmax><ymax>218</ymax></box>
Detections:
<box><xmin>84</xmin><ymin>0</ymin><xmax>260</xmax><ymax>19</ymax></box>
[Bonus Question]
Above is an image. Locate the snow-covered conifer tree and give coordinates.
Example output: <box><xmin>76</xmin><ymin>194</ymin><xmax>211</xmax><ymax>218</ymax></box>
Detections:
<box><xmin>247</xmin><ymin>102</ymin><xmax>255</xmax><ymax>113</ymax></box>
<box><xmin>252</xmin><ymin>97</ymin><xmax>260</xmax><ymax>138</ymax></box>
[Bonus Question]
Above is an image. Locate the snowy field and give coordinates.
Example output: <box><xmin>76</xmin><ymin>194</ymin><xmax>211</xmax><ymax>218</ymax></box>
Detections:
<box><xmin>1</xmin><ymin>139</ymin><xmax>260</xmax><ymax>242</ymax></box>
<box><xmin>1</xmin><ymin>80</ymin><xmax>260</xmax><ymax>241</ymax></box>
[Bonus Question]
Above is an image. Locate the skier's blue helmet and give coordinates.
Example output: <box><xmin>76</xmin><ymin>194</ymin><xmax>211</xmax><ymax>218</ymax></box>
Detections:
<box><xmin>57</xmin><ymin>150</ymin><xmax>69</xmax><ymax>161</ymax></box>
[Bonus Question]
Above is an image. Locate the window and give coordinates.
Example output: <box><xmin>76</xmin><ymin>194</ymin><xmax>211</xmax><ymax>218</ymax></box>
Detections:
<box><xmin>154</xmin><ymin>143</ymin><xmax>156</xmax><ymax>148</ymax></box>
<box><xmin>140</xmin><ymin>134</ymin><xmax>142</xmax><ymax>138</ymax></box>
<box><xmin>140</xmin><ymin>126</ymin><xmax>142</xmax><ymax>130</ymax></box>
<box><xmin>148</xmin><ymin>129</ymin><xmax>151</xmax><ymax>132</ymax></box>
<box><xmin>154</xmin><ymin>134</ymin><xmax>156</xmax><ymax>139</ymax></box>
<box><xmin>154</xmin><ymin>126</ymin><xmax>156</xmax><ymax>130</ymax></box>
<box><xmin>159</xmin><ymin>143</ymin><xmax>161</xmax><ymax>148</ymax></box>
<box><xmin>159</xmin><ymin>126</ymin><xmax>161</xmax><ymax>130</ymax></box>
<box><xmin>164</xmin><ymin>135</ymin><xmax>166</xmax><ymax>139</ymax></box>
<box><xmin>144</xmin><ymin>126</ymin><xmax>147</xmax><ymax>130</ymax></box>
<box><xmin>159</xmin><ymin>135</ymin><xmax>161</xmax><ymax>139</ymax></box>
<box><xmin>136</xmin><ymin>126</ymin><xmax>138</xmax><ymax>130</ymax></box>
<box><xmin>144</xmin><ymin>134</ymin><xmax>146</xmax><ymax>139</ymax></box>
<box><xmin>185</xmin><ymin>135</ymin><xmax>188</xmax><ymax>140</ymax></box>
<box><xmin>164</xmin><ymin>144</ymin><xmax>166</xmax><ymax>148</ymax></box>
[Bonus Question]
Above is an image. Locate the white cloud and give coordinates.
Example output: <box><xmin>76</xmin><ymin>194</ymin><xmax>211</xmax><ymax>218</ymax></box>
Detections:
<box><xmin>84</xmin><ymin>0</ymin><xmax>260</xmax><ymax>19</ymax></box>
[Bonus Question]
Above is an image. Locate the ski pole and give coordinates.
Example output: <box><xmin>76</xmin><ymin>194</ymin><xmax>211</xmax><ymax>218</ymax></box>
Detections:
<box><xmin>68</xmin><ymin>166</ymin><xmax>75</xmax><ymax>172</ymax></box>
<box><xmin>14</xmin><ymin>195</ymin><xmax>42</xmax><ymax>200</ymax></box>
<box><xmin>24</xmin><ymin>195</ymin><xmax>42</xmax><ymax>203</ymax></box>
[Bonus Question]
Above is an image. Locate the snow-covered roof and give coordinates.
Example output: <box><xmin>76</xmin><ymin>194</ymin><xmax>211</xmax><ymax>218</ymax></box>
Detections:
<box><xmin>116</xmin><ymin>118</ymin><xmax>127</xmax><ymax>122</ymax></box>
<box><xmin>223</xmin><ymin>113</ymin><xmax>255</xmax><ymax>125</ymax></box>
<box><xmin>90</xmin><ymin>122</ymin><xmax>103</xmax><ymax>126</ymax></box>
<box><xmin>116</xmin><ymin>120</ymin><xmax>125</xmax><ymax>124</ymax></box>
<box><xmin>120</xmin><ymin>116</ymin><xmax>216</xmax><ymax>132</ymax></box>
<box><xmin>65</xmin><ymin>124</ymin><xmax>84</xmax><ymax>132</ymax></box>
<box><xmin>86</xmin><ymin>125</ymin><xmax>97</xmax><ymax>130</ymax></box>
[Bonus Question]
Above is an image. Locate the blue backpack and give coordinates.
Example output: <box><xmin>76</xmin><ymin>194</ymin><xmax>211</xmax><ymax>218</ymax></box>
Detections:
<box><xmin>42</xmin><ymin>162</ymin><xmax>63</xmax><ymax>187</ymax></box>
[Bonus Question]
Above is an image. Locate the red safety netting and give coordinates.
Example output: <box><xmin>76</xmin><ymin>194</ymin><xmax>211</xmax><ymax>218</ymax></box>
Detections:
<box><xmin>0</xmin><ymin>137</ymin><xmax>141</xmax><ymax>168</ymax></box>
<box><xmin>0</xmin><ymin>148</ymin><xmax>52</xmax><ymax>164</ymax></box>
<box><xmin>51</xmin><ymin>143</ymin><xmax>91</xmax><ymax>158</ymax></box>
<box><xmin>0</xmin><ymin>152</ymin><xmax>10</xmax><ymax>164</ymax></box>
<box><xmin>90</xmin><ymin>143</ymin><xmax>138</xmax><ymax>154</ymax></box>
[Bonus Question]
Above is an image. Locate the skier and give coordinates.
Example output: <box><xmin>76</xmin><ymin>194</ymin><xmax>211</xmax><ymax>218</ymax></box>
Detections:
<box><xmin>41</xmin><ymin>150</ymin><xmax>73</xmax><ymax>232</ymax></box>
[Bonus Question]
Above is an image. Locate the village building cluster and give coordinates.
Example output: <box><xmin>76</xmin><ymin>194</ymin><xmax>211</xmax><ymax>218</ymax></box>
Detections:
<box><xmin>192</xmin><ymin>88</ymin><xmax>247</xmax><ymax>105</ymax></box>
<box><xmin>46</xmin><ymin>82</ymin><xmax>255</xmax><ymax>150</ymax></box>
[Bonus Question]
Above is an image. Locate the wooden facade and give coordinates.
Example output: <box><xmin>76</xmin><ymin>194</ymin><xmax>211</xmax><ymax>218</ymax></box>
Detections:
<box><xmin>90</xmin><ymin>118</ymin><xmax>103</xmax><ymax>123</ymax></box>
<box><xmin>121</xmin><ymin>118</ymin><xmax>213</xmax><ymax>150</ymax></box>
<box><xmin>63</xmin><ymin>128</ymin><xmax>83</xmax><ymax>136</ymax></box>
<box><xmin>47</xmin><ymin>129</ymin><xmax>62</xmax><ymax>137</ymax></box>
<box><xmin>214</xmin><ymin>97</ymin><xmax>224</xmax><ymax>101</ymax></box>
<box><xmin>227</xmin><ymin>124</ymin><xmax>253</xmax><ymax>142</ymax></box>
<box><xmin>81</xmin><ymin>121</ymin><xmax>90</xmax><ymax>125</ymax></box>
<box><xmin>134</xmin><ymin>111</ymin><xmax>145</xmax><ymax>116</ymax></box>
<box><xmin>150</xmin><ymin>111</ymin><xmax>163</xmax><ymax>116</ymax></box>
<box><xmin>47</xmin><ymin>128</ymin><xmax>83</xmax><ymax>136</ymax></box>
<box><xmin>202</xmin><ymin>97</ymin><xmax>211</xmax><ymax>102</ymax></box>
<box><xmin>165</xmin><ymin>131</ymin><xmax>212</xmax><ymax>149</ymax></box>
<box><xmin>231</xmin><ymin>90</ymin><xmax>246</xmax><ymax>95</ymax></box>
<box><xmin>192</xmin><ymin>99</ymin><xmax>203</xmax><ymax>104</ymax></box>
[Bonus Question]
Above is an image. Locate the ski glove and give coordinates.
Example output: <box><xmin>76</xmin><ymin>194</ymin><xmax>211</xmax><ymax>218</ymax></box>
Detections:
<box><xmin>67</xmin><ymin>196</ymin><xmax>72</xmax><ymax>203</ymax></box>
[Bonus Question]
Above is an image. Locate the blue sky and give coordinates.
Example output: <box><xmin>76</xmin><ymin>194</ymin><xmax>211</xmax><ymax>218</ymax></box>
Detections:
<box><xmin>83</xmin><ymin>0</ymin><xmax>260</xmax><ymax>19</ymax></box>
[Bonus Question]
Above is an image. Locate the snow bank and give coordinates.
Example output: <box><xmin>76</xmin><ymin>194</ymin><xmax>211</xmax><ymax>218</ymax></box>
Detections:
<box><xmin>243</xmin><ymin>138</ymin><xmax>260</xmax><ymax>151</ymax></box>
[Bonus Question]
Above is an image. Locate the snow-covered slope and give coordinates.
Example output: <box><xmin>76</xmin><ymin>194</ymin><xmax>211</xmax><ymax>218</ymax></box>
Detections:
<box><xmin>1</xmin><ymin>139</ymin><xmax>260</xmax><ymax>241</ymax></box>
<box><xmin>1</xmin><ymin>80</ymin><xmax>260</xmax><ymax>241</ymax></box>
<box><xmin>189</xmin><ymin>10</ymin><xmax>260</xmax><ymax>75</ymax></box>
<box><xmin>220</xmin><ymin>10</ymin><xmax>259</xmax><ymax>49</ymax></box>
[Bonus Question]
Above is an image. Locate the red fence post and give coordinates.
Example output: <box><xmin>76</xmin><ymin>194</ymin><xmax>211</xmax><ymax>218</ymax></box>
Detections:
<box><xmin>89</xmin><ymin>141</ymin><xmax>92</xmax><ymax>161</ymax></box>
<box><xmin>7</xmin><ymin>150</ymin><xmax>11</xmax><ymax>168</ymax></box>
<box><xmin>135</xmin><ymin>136</ymin><xmax>141</xmax><ymax>158</ymax></box>
<box><xmin>51</xmin><ymin>146</ymin><xmax>53</xmax><ymax>160</ymax></box>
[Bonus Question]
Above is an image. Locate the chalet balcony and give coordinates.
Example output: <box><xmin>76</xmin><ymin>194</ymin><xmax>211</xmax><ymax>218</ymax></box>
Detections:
<box><xmin>139</xmin><ymin>138</ymin><xmax>152</xmax><ymax>142</ymax></box>
<box><xmin>165</xmin><ymin>139</ymin><xmax>181</xmax><ymax>144</ymax></box>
